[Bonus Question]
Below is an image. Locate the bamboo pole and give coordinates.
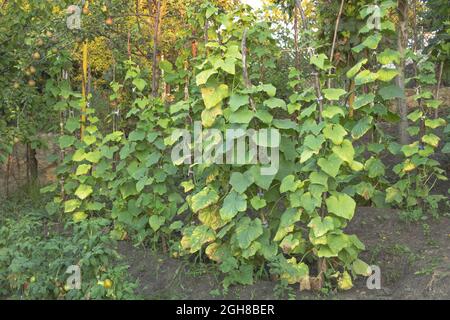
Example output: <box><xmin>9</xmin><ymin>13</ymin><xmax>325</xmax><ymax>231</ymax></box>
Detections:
<box><xmin>327</xmin><ymin>0</ymin><xmax>345</xmax><ymax>89</ymax></box>
<box><xmin>80</xmin><ymin>1</ymin><xmax>89</xmax><ymax>138</ymax></box>
<box><xmin>434</xmin><ymin>61</ymin><xmax>444</xmax><ymax>119</ymax></box>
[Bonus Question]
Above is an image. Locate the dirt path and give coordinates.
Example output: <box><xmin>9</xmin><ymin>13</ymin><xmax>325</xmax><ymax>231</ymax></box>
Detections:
<box><xmin>118</xmin><ymin>207</ymin><xmax>449</xmax><ymax>300</ymax></box>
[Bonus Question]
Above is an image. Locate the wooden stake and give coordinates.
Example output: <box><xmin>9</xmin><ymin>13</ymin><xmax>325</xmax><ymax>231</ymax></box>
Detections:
<box><xmin>435</xmin><ymin>61</ymin><xmax>443</xmax><ymax>119</ymax></box>
<box><xmin>241</xmin><ymin>29</ymin><xmax>256</xmax><ymax>111</ymax></box>
<box><xmin>80</xmin><ymin>1</ymin><xmax>89</xmax><ymax>138</ymax></box>
<box><xmin>80</xmin><ymin>41</ymin><xmax>88</xmax><ymax>138</ymax></box>
<box><xmin>327</xmin><ymin>0</ymin><xmax>345</xmax><ymax>89</ymax></box>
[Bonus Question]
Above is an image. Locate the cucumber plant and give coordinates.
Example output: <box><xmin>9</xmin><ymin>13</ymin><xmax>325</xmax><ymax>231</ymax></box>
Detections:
<box><xmin>44</xmin><ymin>0</ymin><xmax>448</xmax><ymax>293</ymax></box>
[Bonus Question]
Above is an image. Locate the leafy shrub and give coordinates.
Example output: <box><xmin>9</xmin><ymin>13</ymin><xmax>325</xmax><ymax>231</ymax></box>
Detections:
<box><xmin>0</xmin><ymin>197</ymin><xmax>138</xmax><ymax>299</ymax></box>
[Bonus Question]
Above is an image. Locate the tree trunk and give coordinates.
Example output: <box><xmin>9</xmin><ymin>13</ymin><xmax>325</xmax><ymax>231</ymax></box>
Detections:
<box><xmin>396</xmin><ymin>0</ymin><xmax>409</xmax><ymax>145</ymax></box>
<box><xmin>27</xmin><ymin>143</ymin><xmax>38</xmax><ymax>185</ymax></box>
<box><xmin>5</xmin><ymin>154</ymin><xmax>11</xmax><ymax>197</ymax></box>
<box><xmin>151</xmin><ymin>0</ymin><xmax>162</xmax><ymax>97</ymax></box>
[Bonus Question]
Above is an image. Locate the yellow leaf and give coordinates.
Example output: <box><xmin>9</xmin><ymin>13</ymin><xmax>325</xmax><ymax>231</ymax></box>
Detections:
<box><xmin>338</xmin><ymin>271</ymin><xmax>353</xmax><ymax>290</ymax></box>
<box><xmin>403</xmin><ymin>160</ymin><xmax>416</xmax><ymax>172</ymax></box>
<box><xmin>198</xmin><ymin>205</ymin><xmax>226</xmax><ymax>230</ymax></box>
<box><xmin>201</xmin><ymin>104</ymin><xmax>222</xmax><ymax>128</ymax></box>
<box><xmin>73</xmin><ymin>211</ymin><xmax>87</xmax><ymax>222</ymax></box>
<box><xmin>205</xmin><ymin>243</ymin><xmax>222</xmax><ymax>262</ymax></box>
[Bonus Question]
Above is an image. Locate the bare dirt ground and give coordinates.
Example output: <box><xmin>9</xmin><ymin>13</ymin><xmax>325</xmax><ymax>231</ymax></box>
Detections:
<box><xmin>118</xmin><ymin>207</ymin><xmax>449</xmax><ymax>300</ymax></box>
